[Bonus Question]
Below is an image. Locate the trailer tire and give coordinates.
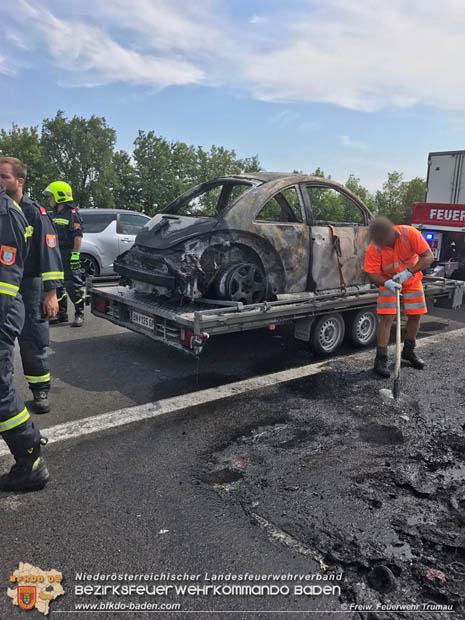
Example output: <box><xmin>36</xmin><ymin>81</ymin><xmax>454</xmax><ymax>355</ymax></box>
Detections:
<box><xmin>311</xmin><ymin>313</ymin><xmax>345</xmax><ymax>355</ymax></box>
<box><xmin>348</xmin><ymin>308</ymin><xmax>378</xmax><ymax>347</ymax></box>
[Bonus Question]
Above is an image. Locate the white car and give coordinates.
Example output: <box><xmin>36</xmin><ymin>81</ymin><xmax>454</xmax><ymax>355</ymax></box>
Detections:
<box><xmin>79</xmin><ymin>209</ymin><xmax>150</xmax><ymax>276</ymax></box>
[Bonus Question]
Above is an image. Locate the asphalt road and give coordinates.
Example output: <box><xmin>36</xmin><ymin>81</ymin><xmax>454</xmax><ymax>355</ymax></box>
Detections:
<box><xmin>11</xmin><ymin>300</ymin><xmax>465</xmax><ymax>430</ymax></box>
<box><xmin>1</xmin><ymin>302</ymin><xmax>464</xmax><ymax>619</ymax></box>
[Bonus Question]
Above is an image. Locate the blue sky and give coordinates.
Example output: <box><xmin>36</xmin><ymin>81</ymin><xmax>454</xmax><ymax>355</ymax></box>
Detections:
<box><xmin>1</xmin><ymin>0</ymin><xmax>465</xmax><ymax>191</ymax></box>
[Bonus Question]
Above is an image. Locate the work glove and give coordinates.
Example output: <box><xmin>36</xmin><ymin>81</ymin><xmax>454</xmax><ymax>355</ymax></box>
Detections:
<box><xmin>392</xmin><ymin>268</ymin><xmax>413</xmax><ymax>285</ymax></box>
<box><xmin>383</xmin><ymin>279</ymin><xmax>402</xmax><ymax>294</ymax></box>
<box><xmin>70</xmin><ymin>251</ymin><xmax>81</xmax><ymax>271</ymax></box>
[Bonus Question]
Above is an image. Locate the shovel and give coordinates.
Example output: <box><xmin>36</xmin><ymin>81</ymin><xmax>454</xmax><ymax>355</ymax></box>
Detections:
<box><xmin>379</xmin><ymin>288</ymin><xmax>417</xmax><ymax>409</ymax></box>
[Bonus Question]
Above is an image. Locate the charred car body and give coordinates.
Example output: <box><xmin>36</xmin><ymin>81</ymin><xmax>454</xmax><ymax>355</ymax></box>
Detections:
<box><xmin>114</xmin><ymin>173</ymin><xmax>373</xmax><ymax>304</ymax></box>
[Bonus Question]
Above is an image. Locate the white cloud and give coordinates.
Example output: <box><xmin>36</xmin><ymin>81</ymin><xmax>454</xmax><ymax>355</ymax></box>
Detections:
<box><xmin>270</xmin><ymin>109</ymin><xmax>299</xmax><ymax>128</ymax></box>
<box><xmin>340</xmin><ymin>135</ymin><xmax>368</xmax><ymax>150</ymax></box>
<box><xmin>9</xmin><ymin>0</ymin><xmax>204</xmax><ymax>89</ymax></box>
<box><xmin>5</xmin><ymin>29</ymin><xmax>29</xmax><ymax>51</ymax></box>
<box><xmin>243</xmin><ymin>0</ymin><xmax>465</xmax><ymax>111</ymax></box>
<box><xmin>5</xmin><ymin>0</ymin><xmax>465</xmax><ymax>111</ymax></box>
<box><xmin>0</xmin><ymin>53</ymin><xmax>16</xmax><ymax>76</ymax></box>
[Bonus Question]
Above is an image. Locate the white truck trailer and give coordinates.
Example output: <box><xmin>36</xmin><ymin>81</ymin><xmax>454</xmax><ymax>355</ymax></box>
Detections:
<box><xmin>411</xmin><ymin>150</ymin><xmax>465</xmax><ymax>278</ymax></box>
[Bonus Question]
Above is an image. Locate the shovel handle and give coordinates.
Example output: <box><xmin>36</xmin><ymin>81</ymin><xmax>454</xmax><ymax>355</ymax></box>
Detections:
<box><xmin>394</xmin><ymin>288</ymin><xmax>401</xmax><ymax>381</ymax></box>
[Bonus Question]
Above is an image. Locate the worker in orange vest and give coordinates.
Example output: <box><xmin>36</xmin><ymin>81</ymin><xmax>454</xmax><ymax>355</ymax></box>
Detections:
<box><xmin>364</xmin><ymin>216</ymin><xmax>434</xmax><ymax>377</ymax></box>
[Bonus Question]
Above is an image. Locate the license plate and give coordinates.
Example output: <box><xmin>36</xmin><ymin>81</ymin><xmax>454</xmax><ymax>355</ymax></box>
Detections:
<box><xmin>130</xmin><ymin>311</ymin><xmax>154</xmax><ymax>330</ymax></box>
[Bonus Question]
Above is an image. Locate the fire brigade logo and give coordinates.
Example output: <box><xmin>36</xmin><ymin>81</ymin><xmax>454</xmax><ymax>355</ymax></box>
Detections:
<box><xmin>0</xmin><ymin>245</ymin><xmax>17</xmax><ymax>266</ymax></box>
<box><xmin>73</xmin><ymin>223</ymin><xmax>81</xmax><ymax>230</ymax></box>
<box><xmin>18</xmin><ymin>585</ymin><xmax>37</xmax><ymax>610</ymax></box>
<box><xmin>46</xmin><ymin>234</ymin><xmax>57</xmax><ymax>248</ymax></box>
<box><xmin>7</xmin><ymin>562</ymin><xmax>64</xmax><ymax>616</ymax></box>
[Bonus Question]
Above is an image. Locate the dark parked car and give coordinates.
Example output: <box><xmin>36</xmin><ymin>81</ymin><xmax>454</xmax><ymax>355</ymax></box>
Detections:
<box><xmin>114</xmin><ymin>173</ymin><xmax>372</xmax><ymax>303</ymax></box>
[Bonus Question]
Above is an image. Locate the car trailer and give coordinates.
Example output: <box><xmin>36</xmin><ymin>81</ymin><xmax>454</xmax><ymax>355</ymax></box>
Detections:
<box><xmin>87</xmin><ymin>276</ymin><xmax>464</xmax><ymax>356</ymax></box>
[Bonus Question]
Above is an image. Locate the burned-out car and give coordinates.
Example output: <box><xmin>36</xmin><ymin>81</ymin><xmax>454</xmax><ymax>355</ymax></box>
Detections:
<box><xmin>114</xmin><ymin>173</ymin><xmax>373</xmax><ymax>304</ymax></box>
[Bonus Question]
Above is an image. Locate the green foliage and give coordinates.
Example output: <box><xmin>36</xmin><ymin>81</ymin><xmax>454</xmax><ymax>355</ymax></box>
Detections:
<box><xmin>41</xmin><ymin>111</ymin><xmax>117</xmax><ymax>209</ymax></box>
<box><xmin>0</xmin><ymin>124</ymin><xmax>55</xmax><ymax>202</ymax></box>
<box><xmin>111</xmin><ymin>150</ymin><xmax>142</xmax><ymax>211</ymax></box>
<box><xmin>0</xmin><ymin>111</ymin><xmax>424</xmax><ymax>223</ymax></box>
<box><xmin>374</xmin><ymin>172</ymin><xmax>425</xmax><ymax>224</ymax></box>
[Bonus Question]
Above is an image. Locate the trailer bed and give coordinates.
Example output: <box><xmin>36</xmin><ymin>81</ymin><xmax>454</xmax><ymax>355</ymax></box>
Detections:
<box><xmin>87</xmin><ymin>276</ymin><xmax>463</xmax><ymax>355</ymax></box>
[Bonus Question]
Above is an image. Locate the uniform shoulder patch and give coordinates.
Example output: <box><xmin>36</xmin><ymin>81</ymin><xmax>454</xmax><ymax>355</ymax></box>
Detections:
<box><xmin>39</xmin><ymin>206</ymin><xmax>47</xmax><ymax>215</ymax></box>
<box><xmin>0</xmin><ymin>245</ymin><xmax>17</xmax><ymax>266</ymax></box>
<box><xmin>71</xmin><ymin>208</ymin><xmax>76</xmax><ymax>213</ymax></box>
<box><xmin>46</xmin><ymin>234</ymin><xmax>57</xmax><ymax>248</ymax></box>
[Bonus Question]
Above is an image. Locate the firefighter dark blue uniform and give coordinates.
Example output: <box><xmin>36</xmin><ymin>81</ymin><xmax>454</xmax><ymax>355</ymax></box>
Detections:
<box><xmin>52</xmin><ymin>202</ymin><xmax>84</xmax><ymax>323</ymax></box>
<box><xmin>18</xmin><ymin>194</ymin><xmax>63</xmax><ymax>412</ymax></box>
<box><xmin>0</xmin><ymin>187</ymin><xmax>49</xmax><ymax>491</ymax></box>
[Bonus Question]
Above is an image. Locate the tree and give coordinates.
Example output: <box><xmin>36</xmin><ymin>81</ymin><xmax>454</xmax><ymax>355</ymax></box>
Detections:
<box><xmin>0</xmin><ymin>124</ymin><xmax>56</xmax><ymax>201</ymax></box>
<box><xmin>374</xmin><ymin>172</ymin><xmax>425</xmax><ymax>224</ymax></box>
<box><xmin>41</xmin><ymin>111</ymin><xmax>117</xmax><ymax>208</ymax></box>
<box><xmin>111</xmin><ymin>150</ymin><xmax>142</xmax><ymax>212</ymax></box>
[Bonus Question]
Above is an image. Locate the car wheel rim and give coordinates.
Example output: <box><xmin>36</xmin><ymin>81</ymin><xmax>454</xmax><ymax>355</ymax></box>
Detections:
<box><xmin>81</xmin><ymin>256</ymin><xmax>96</xmax><ymax>276</ymax></box>
<box><xmin>226</xmin><ymin>263</ymin><xmax>266</xmax><ymax>304</ymax></box>
<box><xmin>356</xmin><ymin>312</ymin><xmax>376</xmax><ymax>344</ymax></box>
<box><xmin>318</xmin><ymin>318</ymin><xmax>341</xmax><ymax>351</ymax></box>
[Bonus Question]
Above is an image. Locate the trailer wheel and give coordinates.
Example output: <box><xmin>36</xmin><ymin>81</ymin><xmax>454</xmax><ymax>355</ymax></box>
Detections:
<box><xmin>348</xmin><ymin>308</ymin><xmax>378</xmax><ymax>347</ymax></box>
<box><xmin>311</xmin><ymin>313</ymin><xmax>345</xmax><ymax>355</ymax></box>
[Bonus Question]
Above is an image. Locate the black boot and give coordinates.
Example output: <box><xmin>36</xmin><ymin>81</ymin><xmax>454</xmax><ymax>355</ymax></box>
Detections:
<box><xmin>27</xmin><ymin>392</ymin><xmax>51</xmax><ymax>415</ymax></box>
<box><xmin>402</xmin><ymin>338</ymin><xmax>425</xmax><ymax>369</ymax></box>
<box><xmin>374</xmin><ymin>346</ymin><xmax>390</xmax><ymax>378</ymax></box>
<box><xmin>72</xmin><ymin>313</ymin><xmax>84</xmax><ymax>327</ymax></box>
<box><xmin>0</xmin><ymin>444</ymin><xmax>49</xmax><ymax>492</ymax></box>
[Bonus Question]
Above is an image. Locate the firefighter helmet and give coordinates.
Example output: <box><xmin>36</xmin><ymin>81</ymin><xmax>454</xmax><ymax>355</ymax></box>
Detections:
<box><xmin>43</xmin><ymin>181</ymin><xmax>73</xmax><ymax>203</ymax></box>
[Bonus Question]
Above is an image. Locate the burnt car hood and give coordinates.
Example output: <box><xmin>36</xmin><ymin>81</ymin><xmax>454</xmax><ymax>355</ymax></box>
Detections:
<box><xmin>135</xmin><ymin>214</ymin><xmax>220</xmax><ymax>250</ymax></box>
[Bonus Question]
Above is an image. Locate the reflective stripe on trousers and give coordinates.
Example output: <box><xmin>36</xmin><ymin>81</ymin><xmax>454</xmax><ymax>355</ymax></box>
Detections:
<box><xmin>377</xmin><ymin>286</ymin><xmax>427</xmax><ymax>315</ymax></box>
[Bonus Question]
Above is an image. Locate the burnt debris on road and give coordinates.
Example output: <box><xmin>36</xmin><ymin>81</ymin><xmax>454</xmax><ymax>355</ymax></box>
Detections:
<box><xmin>202</xmin><ymin>329</ymin><xmax>465</xmax><ymax>618</ymax></box>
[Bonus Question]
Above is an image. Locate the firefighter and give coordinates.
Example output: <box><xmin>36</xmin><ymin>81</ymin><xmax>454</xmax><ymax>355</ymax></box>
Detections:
<box><xmin>364</xmin><ymin>217</ymin><xmax>434</xmax><ymax>377</ymax></box>
<box><xmin>0</xmin><ymin>185</ymin><xmax>49</xmax><ymax>491</ymax></box>
<box><xmin>43</xmin><ymin>181</ymin><xmax>85</xmax><ymax>327</ymax></box>
<box><xmin>0</xmin><ymin>158</ymin><xmax>64</xmax><ymax>415</ymax></box>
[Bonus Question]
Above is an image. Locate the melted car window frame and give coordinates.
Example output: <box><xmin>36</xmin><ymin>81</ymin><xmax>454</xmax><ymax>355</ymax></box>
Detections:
<box><xmin>163</xmin><ymin>180</ymin><xmax>257</xmax><ymax>218</ymax></box>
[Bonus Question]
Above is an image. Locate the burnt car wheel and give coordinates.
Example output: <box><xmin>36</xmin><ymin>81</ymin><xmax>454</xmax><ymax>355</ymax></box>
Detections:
<box><xmin>216</xmin><ymin>262</ymin><xmax>266</xmax><ymax>304</ymax></box>
<box><xmin>348</xmin><ymin>308</ymin><xmax>378</xmax><ymax>347</ymax></box>
<box><xmin>311</xmin><ymin>313</ymin><xmax>345</xmax><ymax>355</ymax></box>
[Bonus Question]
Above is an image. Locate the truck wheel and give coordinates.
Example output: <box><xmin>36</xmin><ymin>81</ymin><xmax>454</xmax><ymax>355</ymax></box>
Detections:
<box><xmin>348</xmin><ymin>308</ymin><xmax>378</xmax><ymax>347</ymax></box>
<box><xmin>311</xmin><ymin>313</ymin><xmax>345</xmax><ymax>355</ymax></box>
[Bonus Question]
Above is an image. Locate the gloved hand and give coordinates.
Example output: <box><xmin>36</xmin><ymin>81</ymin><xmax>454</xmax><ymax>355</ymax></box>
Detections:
<box><xmin>392</xmin><ymin>268</ymin><xmax>413</xmax><ymax>285</ymax></box>
<box><xmin>384</xmin><ymin>279</ymin><xmax>402</xmax><ymax>294</ymax></box>
<box><xmin>70</xmin><ymin>251</ymin><xmax>81</xmax><ymax>271</ymax></box>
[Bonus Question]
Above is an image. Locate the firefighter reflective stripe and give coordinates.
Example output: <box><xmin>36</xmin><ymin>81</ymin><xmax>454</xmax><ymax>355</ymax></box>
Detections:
<box><xmin>403</xmin><ymin>301</ymin><xmax>426</xmax><ymax>309</ymax></box>
<box><xmin>57</xmin><ymin>292</ymin><xmax>67</xmax><ymax>302</ymax></box>
<box><xmin>24</xmin><ymin>373</ymin><xmax>51</xmax><ymax>384</ymax></box>
<box><xmin>0</xmin><ymin>281</ymin><xmax>19</xmax><ymax>297</ymax></box>
<box><xmin>0</xmin><ymin>407</ymin><xmax>30</xmax><ymax>433</ymax></box>
<box><xmin>53</xmin><ymin>218</ymin><xmax>69</xmax><ymax>225</ymax></box>
<box><xmin>402</xmin><ymin>226</ymin><xmax>408</xmax><ymax>242</ymax></box>
<box><xmin>403</xmin><ymin>291</ymin><xmax>422</xmax><ymax>299</ymax></box>
<box><xmin>42</xmin><ymin>271</ymin><xmax>64</xmax><ymax>281</ymax></box>
<box><xmin>378</xmin><ymin>301</ymin><xmax>397</xmax><ymax>309</ymax></box>
<box><xmin>75</xmin><ymin>298</ymin><xmax>84</xmax><ymax>305</ymax></box>
<box><xmin>379</xmin><ymin>289</ymin><xmax>394</xmax><ymax>297</ymax></box>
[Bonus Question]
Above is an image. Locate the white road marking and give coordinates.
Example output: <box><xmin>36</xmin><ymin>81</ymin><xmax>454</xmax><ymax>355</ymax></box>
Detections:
<box><xmin>1</xmin><ymin>325</ymin><xmax>464</xmax><ymax>459</ymax></box>
<box><xmin>0</xmin><ymin>361</ymin><xmax>330</xmax><ymax>458</ymax></box>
